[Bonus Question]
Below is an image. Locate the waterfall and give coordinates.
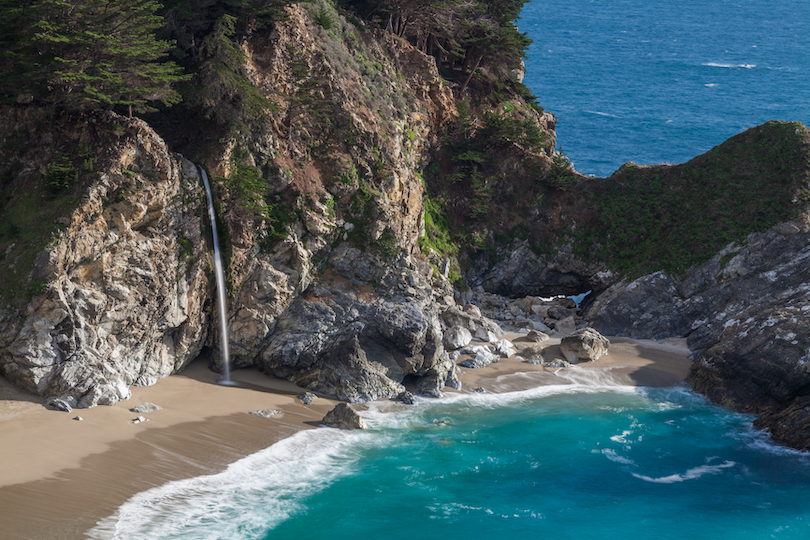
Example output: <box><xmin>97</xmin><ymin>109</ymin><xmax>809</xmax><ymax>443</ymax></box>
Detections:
<box><xmin>198</xmin><ymin>166</ymin><xmax>234</xmax><ymax>385</ymax></box>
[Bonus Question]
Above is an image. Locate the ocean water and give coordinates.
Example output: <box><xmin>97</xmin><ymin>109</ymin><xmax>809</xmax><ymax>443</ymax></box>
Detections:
<box><xmin>89</xmin><ymin>1</ymin><xmax>810</xmax><ymax>538</ymax></box>
<box><xmin>521</xmin><ymin>0</ymin><xmax>810</xmax><ymax>177</ymax></box>
<box><xmin>91</xmin><ymin>381</ymin><xmax>810</xmax><ymax>540</ymax></box>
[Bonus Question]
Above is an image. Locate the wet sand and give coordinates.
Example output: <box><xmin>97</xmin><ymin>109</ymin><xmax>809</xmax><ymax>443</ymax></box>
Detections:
<box><xmin>0</xmin><ymin>334</ymin><xmax>692</xmax><ymax>539</ymax></box>
<box><xmin>458</xmin><ymin>334</ymin><xmax>692</xmax><ymax>393</ymax></box>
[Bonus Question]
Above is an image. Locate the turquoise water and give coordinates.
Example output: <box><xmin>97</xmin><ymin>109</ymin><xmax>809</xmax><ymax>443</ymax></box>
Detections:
<box><xmin>521</xmin><ymin>0</ymin><xmax>810</xmax><ymax>177</ymax></box>
<box><xmin>90</xmin><ymin>1</ymin><xmax>810</xmax><ymax>537</ymax></box>
<box><xmin>91</xmin><ymin>383</ymin><xmax>810</xmax><ymax>539</ymax></box>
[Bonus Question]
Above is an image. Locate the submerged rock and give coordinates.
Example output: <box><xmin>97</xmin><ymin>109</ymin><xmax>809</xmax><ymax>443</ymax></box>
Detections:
<box><xmin>545</xmin><ymin>358</ymin><xmax>572</xmax><ymax>368</ymax></box>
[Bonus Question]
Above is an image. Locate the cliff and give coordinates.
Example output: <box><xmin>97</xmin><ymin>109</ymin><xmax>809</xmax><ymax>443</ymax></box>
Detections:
<box><xmin>1</xmin><ymin>2</ymin><xmax>809</xmax><ymax>450</ymax></box>
<box><xmin>0</xmin><ymin>3</ymin><xmax>540</xmax><ymax>408</ymax></box>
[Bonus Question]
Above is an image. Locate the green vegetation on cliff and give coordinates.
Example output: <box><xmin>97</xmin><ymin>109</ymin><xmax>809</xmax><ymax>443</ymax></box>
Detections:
<box><xmin>575</xmin><ymin>121</ymin><xmax>810</xmax><ymax>277</ymax></box>
<box><xmin>0</xmin><ymin>0</ymin><xmax>186</xmax><ymax>115</ymax></box>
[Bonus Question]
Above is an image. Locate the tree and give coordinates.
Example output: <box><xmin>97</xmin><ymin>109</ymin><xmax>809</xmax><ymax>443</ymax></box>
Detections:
<box><xmin>179</xmin><ymin>13</ymin><xmax>271</xmax><ymax>129</ymax></box>
<box><xmin>2</xmin><ymin>0</ymin><xmax>186</xmax><ymax>115</ymax></box>
<box><xmin>341</xmin><ymin>0</ymin><xmax>532</xmax><ymax>94</ymax></box>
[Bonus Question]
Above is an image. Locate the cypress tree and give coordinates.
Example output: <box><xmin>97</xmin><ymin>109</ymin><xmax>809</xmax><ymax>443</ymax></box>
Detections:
<box><xmin>3</xmin><ymin>0</ymin><xmax>186</xmax><ymax>115</ymax></box>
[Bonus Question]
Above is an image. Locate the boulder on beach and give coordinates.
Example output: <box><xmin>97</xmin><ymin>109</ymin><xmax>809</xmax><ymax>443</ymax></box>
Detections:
<box><xmin>132</xmin><ymin>402</ymin><xmax>162</xmax><ymax>413</ymax></box>
<box><xmin>459</xmin><ymin>348</ymin><xmax>499</xmax><ymax>368</ymax></box>
<box><xmin>298</xmin><ymin>392</ymin><xmax>318</xmax><ymax>405</ymax></box>
<box><xmin>526</xmin><ymin>329</ymin><xmax>549</xmax><ymax>343</ymax></box>
<box><xmin>559</xmin><ymin>328</ymin><xmax>610</xmax><ymax>363</ymax></box>
<box><xmin>321</xmin><ymin>403</ymin><xmax>368</xmax><ymax>429</ymax></box>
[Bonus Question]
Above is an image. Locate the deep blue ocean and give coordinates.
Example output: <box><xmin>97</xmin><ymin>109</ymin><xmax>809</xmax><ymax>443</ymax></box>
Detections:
<box><xmin>522</xmin><ymin>0</ymin><xmax>810</xmax><ymax>177</ymax></box>
<box><xmin>90</xmin><ymin>1</ymin><xmax>810</xmax><ymax>538</ymax></box>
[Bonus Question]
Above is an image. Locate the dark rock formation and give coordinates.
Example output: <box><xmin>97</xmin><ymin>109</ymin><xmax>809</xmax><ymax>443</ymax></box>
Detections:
<box><xmin>586</xmin><ymin>221</ymin><xmax>810</xmax><ymax>449</ymax></box>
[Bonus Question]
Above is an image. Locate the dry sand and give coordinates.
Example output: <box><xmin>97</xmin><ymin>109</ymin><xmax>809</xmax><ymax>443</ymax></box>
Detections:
<box><xmin>0</xmin><ymin>334</ymin><xmax>692</xmax><ymax>539</ymax></box>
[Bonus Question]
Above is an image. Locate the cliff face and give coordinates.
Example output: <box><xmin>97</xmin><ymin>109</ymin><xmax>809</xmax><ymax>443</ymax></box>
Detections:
<box><xmin>0</xmin><ymin>3</ymin><xmax>507</xmax><ymax>407</ymax></box>
<box><xmin>1</xmin><ymin>2</ymin><xmax>809</xmax><ymax>451</ymax></box>
<box><xmin>0</xmin><ymin>112</ymin><xmax>210</xmax><ymax>408</ymax></box>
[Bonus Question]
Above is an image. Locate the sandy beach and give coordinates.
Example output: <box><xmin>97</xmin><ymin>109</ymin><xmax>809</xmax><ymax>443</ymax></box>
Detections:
<box><xmin>0</xmin><ymin>334</ymin><xmax>691</xmax><ymax>539</ymax></box>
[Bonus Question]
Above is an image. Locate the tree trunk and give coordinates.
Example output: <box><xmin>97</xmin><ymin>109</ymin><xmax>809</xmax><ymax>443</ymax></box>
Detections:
<box><xmin>458</xmin><ymin>53</ymin><xmax>483</xmax><ymax>95</ymax></box>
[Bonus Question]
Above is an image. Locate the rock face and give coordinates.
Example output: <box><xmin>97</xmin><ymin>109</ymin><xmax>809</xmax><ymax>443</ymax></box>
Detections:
<box><xmin>0</xmin><ymin>113</ymin><xmax>210</xmax><ymax>409</ymax></box>
<box><xmin>0</xmin><ymin>4</ymin><xmax>465</xmax><ymax>407</ymax></box>
<box><xmin>468</xmin><ymin>239</ymin><xmax>602</xmax><ymax>298</ymax></box>
<box><xmin>586</xmin><ymin>221</ymin><xmax>810</xmax><ymax>450</ymax></box>
<box><xmin>260</xmin><ymin>273</ymin><xmax>449</xmax><ymax>402</ymax></box>
<box><xmin>559</xmin><ymin>328</ymin><xmax>610</xmax><ymax>363</ymax></box>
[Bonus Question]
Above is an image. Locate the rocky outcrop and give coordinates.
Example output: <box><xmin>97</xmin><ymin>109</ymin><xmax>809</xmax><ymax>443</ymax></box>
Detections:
<box><xmin>321</xmin><ymin>403</ymin><xmax>368</xmax><ymax>430</ymax></box>
<box><xmin>0</xmin><ymin>3</ymin><xmax>468</xmax><ymax>407</ymax></box>
<box><xmin>205</xmin><ymin>3</ymin><xmax>462</xmax><ymax>402</ymax></box>
<box><xmin>585</xmin><ymin>220</ymin><xmax>810</xmax><ymax>450</ymax></box>
<box><xmin>259</xmin><ymin>263</ymin><xmax>451</xmax><ymax>402</ymax></box>
<box><xmin>0</xmin><ymin>113</ymin><xmax>210</xmax><ymax>408</ymax></box>
<box><xmin>467</xmin><ymin>239</ymin><xmax>605</xmax><ymax>298</ymax></box>
<box><xmin>559</xmin><ymin>328</ymin><xmax>610</xmax><ymax>363</ymax></box>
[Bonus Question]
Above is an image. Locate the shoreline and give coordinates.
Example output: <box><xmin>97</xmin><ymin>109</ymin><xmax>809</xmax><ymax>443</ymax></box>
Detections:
<box><xmin>0</xmin><ymin>334</ymin><xmax>692</xmax><ymax>539</ymax></box>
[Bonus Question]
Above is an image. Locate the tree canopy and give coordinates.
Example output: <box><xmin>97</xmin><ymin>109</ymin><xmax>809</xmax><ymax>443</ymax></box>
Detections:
<box><xmin>1</xmin><ymin>0</ymin><xmax>187</xmax><ymax>115</ymax></box>
<box><xmin>342</xmin><ymin>0</ymin><xmax>532</xmax><ymax>93</ymax></box>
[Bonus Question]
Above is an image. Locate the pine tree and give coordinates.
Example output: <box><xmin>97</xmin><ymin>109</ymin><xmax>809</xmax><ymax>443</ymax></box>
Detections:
<box><xmin>4</xmin><ymin>0</ymin><xmax>186</xmax><ymax>115</ymax></box>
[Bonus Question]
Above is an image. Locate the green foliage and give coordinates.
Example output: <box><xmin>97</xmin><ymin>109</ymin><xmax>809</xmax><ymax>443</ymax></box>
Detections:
<box><xmin>258</xmin><ymin>193</ymin><xmax>298</xmax><ymax>251</ymax></box>
<box><xmin>479</xmin><ymin>111</ymin><xmax>548</xmax><ymax>150</ymax></box>
<box><xmin>42</xmin><ymin>142</ymin><xmax>98</xmax><ymax>194</ymax></box>
<box><xmin>43</xmin><ymin>150</ymin><xmax>78</xmax><ymax>194</ymax></box>
<box><xmin>1</xmin><ymin>0</ymin><xmax>186</xmax><ymax>114</ymax></box>
<box><xmin>419</xmin><ymin>195</ymin><xmax>464</xmax><ymax>285</ymax></box>
<box><xmin>341</xmin><ymin>0</ymin><xmax>532</xmax><ymax>91</ymax></box>
<box><xmin>372</xmin><ymin>231</ymin><xmax>398</xmax><ymax>258</ymax></box>
<box><xmin>180</xmin><ymin>14</ymin><xmax>272</xmax><ymax>130</ymax></box>
<box><xmin>219</xmin><ymin>147</ymin><xmax>274</xmax><ymax>219</ymax></box>
<box><xmin>313</xmin><ymin>6</ymin><xmax>333</xmax><ymax>29</ymax></box>
<box><xmin>542</xmin><ymin>147</ymin><xmax>577</xmax><ymax>190</ymax></box>
<box><xmin>574</xmin><ymin>121</ymin><xmax>810</xmax><ymax>277</ymax></box>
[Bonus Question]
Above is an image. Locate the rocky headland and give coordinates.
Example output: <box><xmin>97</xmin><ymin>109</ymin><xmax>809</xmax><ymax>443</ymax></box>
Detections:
<box><xmin>0</xmin><ymin>1</ymin><xmax>809</xmax><ymax>450</ymax></box>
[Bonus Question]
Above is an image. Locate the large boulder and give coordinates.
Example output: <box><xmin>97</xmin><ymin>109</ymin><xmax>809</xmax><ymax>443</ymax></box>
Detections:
<box><xmin>259</xmin><ymin>274</ymin><xmax>450</xmax><ymax>402</ymax></box>
<box><xmin>321</xmin><ymin>403</ymin><xmax>368</xmax><ymax>430</ymax></box>
<box><xmin>440</xmin><ymin>305</ymin><xmax>504</xmax><ymax>341</ymax></box>
<box><xmin>444</xmin><ymin>325</ymin><xmax>472</xmax><ymax>350</ymax></box>
<box><xmin>559</xmin><ymin>328</ymin><xmax>610</xmax><ymax>363</ymax></box>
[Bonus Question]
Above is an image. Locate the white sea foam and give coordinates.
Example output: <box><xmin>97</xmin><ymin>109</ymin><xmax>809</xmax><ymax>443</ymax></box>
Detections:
<box><xmin>88</xmin><ymin>428</ymin><xmax>373</xmax><ymax>540</ymax></box>
<box><xmin>736</xmin><ymin>424</ymin><xmax>810</xmax><ymax>458</ymax></box>
<box><xmin>632</xmin><ymin>460</ymin><xmax>735</xmax><ymax>483</ymax></box>
<box><xmin>703</xmin><ymin>62</ymin><xmax>756</xmax><ymax>69</ymax></box>
<box><xmin>552</xmin><ymin>365</ymin><xmax>631</xmax><ymax>387</ymax></box>
<box><xmin>601</xmin><ymin>448</ymin><xmax>636</xmax><ymax>465</ymax></box>
<box><xmin>610</xmin><ymin>430</ymin><xmax>634</xmax><ymax>444</ymax></box>
<box><xmin>585</xmin><ymin>110</ymin><xmax>618</xmax><ymax>118</ymax></box>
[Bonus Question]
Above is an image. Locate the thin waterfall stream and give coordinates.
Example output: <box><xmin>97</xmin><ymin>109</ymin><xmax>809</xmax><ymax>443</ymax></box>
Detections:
<box><xmin>198</xmin><ymin>166</ymin><xmax>234</xmax><ymax>385</ymax></box>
